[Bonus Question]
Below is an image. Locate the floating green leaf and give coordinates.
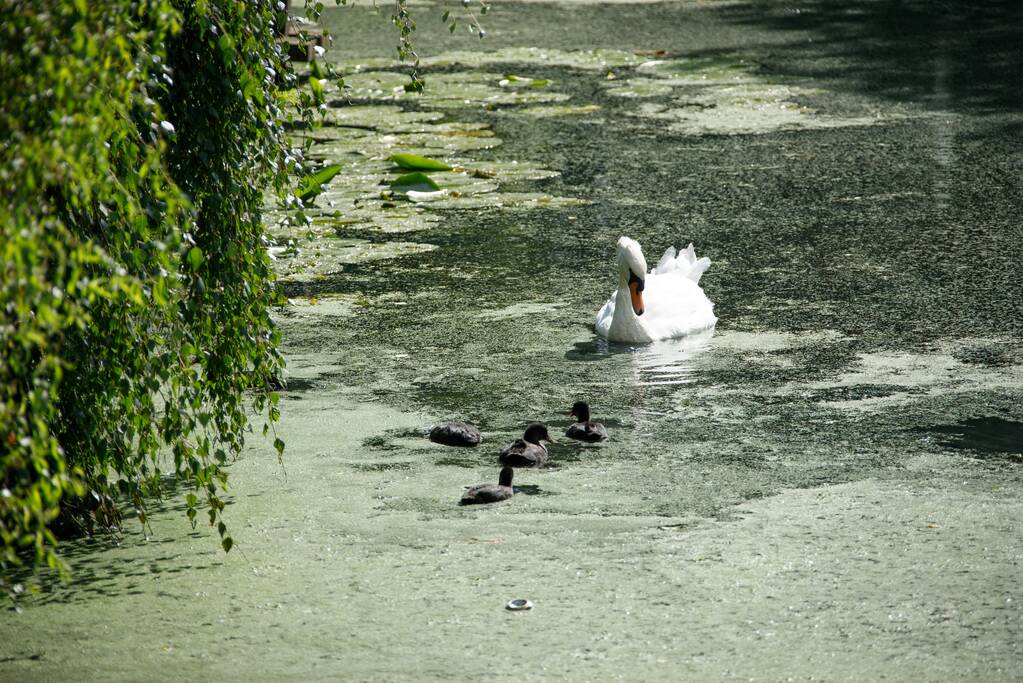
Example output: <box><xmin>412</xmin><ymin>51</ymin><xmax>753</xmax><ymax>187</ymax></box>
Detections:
<box><xmin>389</xmin><ymin>171</ymin><xmax>441</xmax><ymax>194</ymax></box>
<box><xmin>388</xmin><ymin>153</ymin><xmax>452</xmax><ymax>172</ymax></box>
<box><xmin>296</xmin><ymin>163</ymin><xmax>343</xmax><ymax>200</ymax></box>
<box><xmin>499</xmin><ymin>74</ymin><xmax>552</xmax><ymax>88</ymax></box>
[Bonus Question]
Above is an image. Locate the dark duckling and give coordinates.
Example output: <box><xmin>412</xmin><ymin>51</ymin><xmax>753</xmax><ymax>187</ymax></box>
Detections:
<box><xmin>429</xmin><ymin>421</ymin><xmax>482</xmax><ymax>447</ymax></box>
<box><xmin>565</xmin><ymin>401</ymin><xmax>609</xmax><ymax>442</ymax></box>
<box><xmin>499</xmin><ymin>423</ymin><xmax>552</xmax><ymax>468</ymax></box>
<box><xmin>460</xmin><ymin>467</ymin><xmax>514</xmax><ymax>505</ymax></box>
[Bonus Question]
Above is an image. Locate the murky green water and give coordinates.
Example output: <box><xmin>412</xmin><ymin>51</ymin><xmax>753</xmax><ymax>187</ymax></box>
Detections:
<box><xmin>3</xmin><ymin>1</ymin><xmax>1022</xmax><ymax>679</ymax></box>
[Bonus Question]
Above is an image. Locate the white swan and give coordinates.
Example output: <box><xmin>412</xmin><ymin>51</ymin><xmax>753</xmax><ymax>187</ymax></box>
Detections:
<box><xmin>594</xmin><ymin>236</ymin><xmax>716</xmax><ymax>344</ymax></box>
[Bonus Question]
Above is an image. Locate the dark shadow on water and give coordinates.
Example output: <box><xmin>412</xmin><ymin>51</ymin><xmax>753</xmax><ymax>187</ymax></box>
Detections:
<box><xmin>549</xmin><ymin>443</ymin><xmax>606</xmax><ymax>464</ymax></box>
<box><xmin>718</xmin><ymin>0</ymin><xmax>1023</xmax><ymax>115</ymax></box>
<box><xmin>435</xmin><ymin>457</ymin><xmax>481</xmax><ymax>469</ymax></box>
<box><xmin>7</xmin><ymin>476</ymin><xmax>225</xmax><ymax>608</ymax></box>
<box><xmin>512</xmin><ymin>485</ymin><xmax>550</xmax><ymax>496</ymax></box>
<box><xmin>277</xmin><ymin>376</ymin><xmax>318</xmax><ymax>392</ymax></box>
<box><xmin>918</xmin><ymin>417</ymin><xmax>1023</xmax><ymax>461</ymax></box>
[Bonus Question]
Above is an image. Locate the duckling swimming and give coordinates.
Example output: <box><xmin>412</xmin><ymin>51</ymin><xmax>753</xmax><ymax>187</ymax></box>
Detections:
<box><xmin>565</xmin><ymin>401</ymin><xmax>609</xmax><ymax>442</ymax></box>
<box><xmin>499</xmin><ymin>423</ymin><xmax>552</xmax><ymax>468</ymax></box>
<box><xmin>429</xmin><ymin>421</ymin><xmax>482</xmax><ymax>447</ymax></box>
<box><xmin>459</xmin><ymin>467</ymin><xmax>514</xmax><ymax>505</ymax></box>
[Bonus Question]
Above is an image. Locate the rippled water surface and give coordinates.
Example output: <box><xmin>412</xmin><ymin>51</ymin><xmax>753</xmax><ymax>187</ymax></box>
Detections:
<box><xmin>3</xmin><ymin>1</ymin><xmax>1022</xmax><ymax>679</ymax></box>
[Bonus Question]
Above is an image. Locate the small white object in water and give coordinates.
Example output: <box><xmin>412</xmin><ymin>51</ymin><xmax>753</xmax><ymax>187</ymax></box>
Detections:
<box><xmin>406</xmin><ymin>189</ymin><xmax>449</xmax><ymax>203</ymax></box>
<box><xmin>506</xmin><ymin>599</ymin><xmax>533</xmax><ymax>611</ymax></box>
<box><xmin>314</xmin><ymin>45</ymin><xmax>326</xmax><ymax>57</ymax></box>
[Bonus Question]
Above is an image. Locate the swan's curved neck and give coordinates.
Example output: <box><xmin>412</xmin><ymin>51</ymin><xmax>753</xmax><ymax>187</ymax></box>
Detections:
<box><xmin>609</xmin><ymin>266</ymin><xmax>652</xmax><ymax>342</ymax></box>
<box><xmin>610</xmin><ymin>283</ymin><xmax>646</xmax><ymax>341</ymax></box>
<box><xmin>617</xmin><ymin>260</ymin><xmax>632</xmax><ymax>287</ymax></box>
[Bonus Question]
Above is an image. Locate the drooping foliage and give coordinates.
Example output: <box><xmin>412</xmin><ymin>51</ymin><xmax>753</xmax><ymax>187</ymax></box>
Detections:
<box><xmin>0</xmin><ymin>0</ymin><xmax>309</xmax><ymax>594</ymax></box>
<box><xmin>0</xmin><ymin>0</ymin><xmax>492</xmax><ymax>598</ymax></box>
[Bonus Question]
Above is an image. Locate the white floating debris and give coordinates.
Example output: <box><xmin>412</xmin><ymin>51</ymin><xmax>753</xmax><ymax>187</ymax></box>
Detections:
<box><xmin>406</xmin><ymin>189</ymin><xmax>449</xmax><ymax>203</ymax></box>
<box><xmin>506</xmin><ymin>599</ymin><xmax>533</xmax><ymax>611</ymax></box>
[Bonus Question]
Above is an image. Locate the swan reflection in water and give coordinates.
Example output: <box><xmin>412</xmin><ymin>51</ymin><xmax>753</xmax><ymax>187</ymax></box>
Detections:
<box><xmin>566</xmin><ymin>327</ymin><xmax>714</xmax><ymax>387</ymax></box>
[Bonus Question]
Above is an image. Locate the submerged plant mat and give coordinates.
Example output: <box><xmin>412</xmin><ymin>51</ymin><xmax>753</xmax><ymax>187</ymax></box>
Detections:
<box><xmin>337</xmin><ymin>70</ymin><xmax>571</xmax><ymax>108</ymax></box>
<box><xmin>284</xmin><ymin>293</ymin><xmax>364</xmax><ymax>319</ymax></box>
<box><xmin>336</xmin><ymin>47</ymin><xmax>652</xmax><ymax>72</ymax></box>
<box><xmin>605</xmin><ymin>56</ymin><xmax>902</xmax><ymax>134</ymax></box>
<box><xmin>499</xmin><ymin>103</ymin><xmax>604</xmax><ymax>118</ymax></box>
<box><xmin>269</xmin><ymin>236</ymin><xmax>438</xmax><ymax>281</ymax></box>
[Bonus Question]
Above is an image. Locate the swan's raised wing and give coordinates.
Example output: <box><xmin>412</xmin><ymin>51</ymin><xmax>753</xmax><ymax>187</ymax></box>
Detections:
<box><xmin>650</xmin><ymin>242</ymin><xmax>711</xmax><ymax>284</ymax></box>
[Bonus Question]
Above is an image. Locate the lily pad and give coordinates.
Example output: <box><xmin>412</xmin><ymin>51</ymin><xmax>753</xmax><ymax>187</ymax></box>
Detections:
<box><xmin>388</xmin><ymin>153</ymin><xmax>452</xmax><ymax>172</ymax></box>
<box><xmin>297</xmin><ymin>163</ymin><xmax>343</xmax><ymax>201</ymax></box>
<box><xmin>390</xmin><ymin>172</ymin><xmax>441</xmax><ymax>194</ymax></box>
<box><xmin>499</xmin><ymin>74</ymin><xmax>553</xmax><ymax>88</ymax></box>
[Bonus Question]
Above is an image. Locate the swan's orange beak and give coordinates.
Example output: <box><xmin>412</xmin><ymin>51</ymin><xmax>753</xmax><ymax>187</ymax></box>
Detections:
<box><xmin>629</xmin><ymin>279</ymin><xmax>645</xmax><ymax>316</ymax></box>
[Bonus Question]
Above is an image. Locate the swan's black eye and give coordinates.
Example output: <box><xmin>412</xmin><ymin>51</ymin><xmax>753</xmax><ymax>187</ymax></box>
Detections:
<box><xmin>628</xmin><ymin>270</ymin><xmax>645</xmax><ymax>292</ymax></box>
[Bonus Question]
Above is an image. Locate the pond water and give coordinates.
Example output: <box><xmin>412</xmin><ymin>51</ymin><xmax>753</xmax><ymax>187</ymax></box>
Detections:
<box><xmin>3</xmin><ymin>1</ymin><xmax>1022</xmax><ymax>679</ymax></box>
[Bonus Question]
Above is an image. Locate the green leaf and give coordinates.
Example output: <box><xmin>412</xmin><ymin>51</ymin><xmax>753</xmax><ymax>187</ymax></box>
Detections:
<box><xmin>222</xmin><ymin>537</ymin><xmax>233</xmax><ymax>553</ymax></box>
<box><xmin>389</xmin><ymin>172</ymin><xmax>441</xmax><ymax>194</ymax></box>
<box><xmin>217</xmin><ymin>34</ymin><xmax>235</xmax><ymax>55</ymax></box>
<box><xmin>388</xmin><ymin>154</ymin><xmax>452</xmax><ymax>172</ymax></box>
<box><xmin>187</xmin><ymin>247</ymin><xmax>204</xmax><ymax>271</ymax></box>
<box><xmin>309</xmin><ymin>76</ymin><xmax>324</xmax><ymax>100</ymax></box>
<box><xmin>296</xmin><ymin>163</ymin><xmax>343</xmax><ymax>201</ymax></box>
